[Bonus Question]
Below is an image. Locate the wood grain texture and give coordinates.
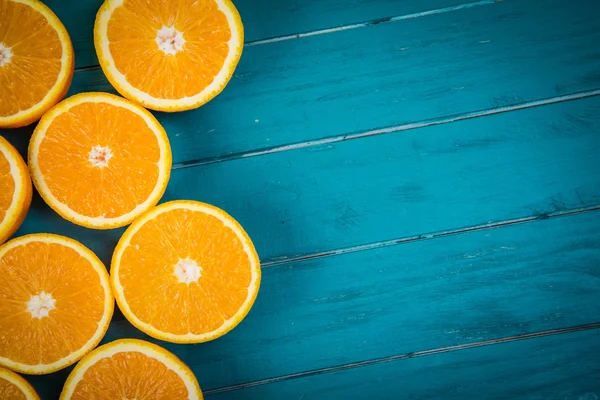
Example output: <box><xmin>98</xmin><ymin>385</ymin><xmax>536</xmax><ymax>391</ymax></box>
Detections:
<box><xmin>5</xmin><ymin>0</ymin><xmax>599</xmax><ymax>163</ymax></box>
<box><xmin>13</xmin><ymin>95</ymin><xmax>600</xmax><ymax>265</ymax></box>
<box><xmin>42</xmin><ymin>0</ymin><xmax>475</xmax><ymax>68</ymax></box>
<box><xmin>25</xmin><ymin>211</ymin><xmax>600</xmax><ymax>397</ymax></box>
<box><xmin>207</xmin><ymin>328</ymin><xmax>600</xmax><ymax>399</ymax></box>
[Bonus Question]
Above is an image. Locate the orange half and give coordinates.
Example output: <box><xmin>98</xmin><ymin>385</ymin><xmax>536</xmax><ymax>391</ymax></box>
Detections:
<box><xmin>0</xmin><ymin>136</ymin><xmax>32</xmax><ymax>244</ymax></box>
<box><xmin>0</xmin><ymin>367</ymin><xmax>40</xmax><ymax>400</ymax></box>
<box><xmin>0</xmin><ymin>234</ymin><xmax>113</xmax><ymax>374</ymax></box>
<box><xmin>28</xmin><ymin>92</ymin><xmax>172</xmax><ymax>229</ymax></box>
<box><xmin>0</xmin><ymin>0</ymin><xmax>74</xmax><ymax>128</ymax></box>
<box><xmin>94</xmin><ymin>0</ymin><xmax>244</xmax><ymax>111</ymax></box>
<box><xmin>60</xmin><ymin>339</ymin><xmax>202</xmax><ymax>400</ymax></box>
<box><xmin>112</xmin><ymin>200</ymin><xmax>261</xmax><ymax>343</ymax></box>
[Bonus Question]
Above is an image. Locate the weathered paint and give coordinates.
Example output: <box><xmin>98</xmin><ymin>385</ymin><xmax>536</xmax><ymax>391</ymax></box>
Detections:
<box><xmin>1</xmin><ymin>0</ymin><xmax>599</xmax><ymax>398</ymax></box>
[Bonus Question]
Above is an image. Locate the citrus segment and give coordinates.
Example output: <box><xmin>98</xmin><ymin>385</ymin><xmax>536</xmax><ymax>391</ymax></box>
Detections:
<box><xmin>60</xmin><ymin>339</ymin><xmax>202</xmax><ymax>399</ymax></box>
<box><xmin>0</xmin><ymin>0</ymin><xmax>74</xmax><ymax>128</ymax></box>
<box><xmin>94</xmin><ymin>0</ymin><xmax>244</xmax><ymax>111</ymax></box>
<box><xmin>112</xmin><ymin>200</ymin><xmax>261</xmax><ymax>343</ymax></box>
<box><xmin>28</xmin><ymin>92</ymin><xmax>172</xmax><ymax>229</ymax></box>
<box><xmin>0</xmin><ymin>136</ymin><xmax>32</xmax><ymax>244</ymax></box>
<box><xmin>0</xmin><ymin>234</ymin><xmax>114</xmax><ymax>374</ymax></box>
<box><xmin>0</xmin><ymin>367</ymin><xmax>40</xmax><ymax>400</ymax></box>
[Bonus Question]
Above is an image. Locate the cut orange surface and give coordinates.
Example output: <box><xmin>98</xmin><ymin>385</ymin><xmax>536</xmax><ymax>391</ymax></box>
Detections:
<box><xmin>0</xmin><ymin>0</ymin><xmax>74</xmax><ymax>128</ymax></box>
<box><xmin>0</xmin><ymin>234</ymin><xmax>114</xmax><ymax>374</ymax></box>
<box><xmin>0</xmin><ymin>367</ymin><xmax>40</xmax><ymax>400</ymax></box>
<box><xmin>0</xmin><ymin>136</ymin><xmax>32</xmax><ymax>244</ymax></box>
<box><xmin>94</xmin><ymin>0</ymin><xmax>244</xmax><ymax>112</ymax></box>
<box><xmin>112</xmin><ymin>200</ymin><xmax>261</xmax><ymax>343</ymax></box>
<box><xmin>28</xmin><ymin>92</ymin><xmax>172</xmax><ymax>229</ymax></box>
<box><xmin>60</xmin><ymin>339</ymin><xmax>202</xmax><ymax>400</ymax></box>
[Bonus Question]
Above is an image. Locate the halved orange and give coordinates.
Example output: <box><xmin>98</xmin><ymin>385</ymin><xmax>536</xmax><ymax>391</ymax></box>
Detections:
<box><xmin>112</xmin><ymin>200</ymin><xmax>261</xmax><ymax>343</ymax></box>
<box><xmin>0</xmin><ymin>136</ymin><xmax>32</xmax><ymax>244</ymax></box>
<box><xmin>0</xmin><ymin>367</ymin><xmax>40</xmax><ymax>400</ymax></box>
<box><xmin>0</xmin><ymin>234</ymin><xmax>113</xmax><ymax>374</ymax></box>
<box><xmin>94</xmin><ymin>0</ymin><xmax>244</xmax><ymax>112</ymax></box>
<box><xmin>28</xmin><ymin>92</ymin><xmax>172</xmax><ymax>229</ymax></box>
<box><xmin>0</xmin><ymin>0</ymin><xmax>74</xmax><ymax>128</ymax></box>
<box><xmin>60</xmin><ymin>339</ymin><xmax>202</xmax><ymax>399</ymax></box>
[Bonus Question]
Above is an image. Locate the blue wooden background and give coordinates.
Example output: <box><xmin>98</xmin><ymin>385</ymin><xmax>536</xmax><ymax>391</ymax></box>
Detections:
<box><xmin>2</xmin><ymin>0</ymin><xmax>600</xmax><ymax>398</ymax></box>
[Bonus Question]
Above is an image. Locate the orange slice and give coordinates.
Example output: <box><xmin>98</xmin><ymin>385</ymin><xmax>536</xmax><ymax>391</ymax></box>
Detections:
<box><xmin>94</xmin><ymin>0</ymin><xmax>244</xmax><ymax>112</ymax></box>
<box><xmin>112</xmin><ymin>200</ymin><xmax>261</xmax><ymax>343</ymax></box>
<box><xmin>0</xmin><ymin>0</ymin><xmax>74</xmax><ymax>128</ymax></box>
<box><xmin>0</xmin><ymin>367</ymin><xmax>40</xmax><ymax>400</ymax></box>
<box><xmin>0</xmin><ymin>136</ymin><xmax>32</xmax><ymax>244</ymax></box>
<box><xmin>0</xmin><ymin>234</ymin><xmax>114</xmax><ymax>374</ymax></box>
<box><xmin>28</xmin><ymin>92</ymin><xmax>172</xmax><ymax>229</ymax></box>
<box><xmin>60</xmin><ymin>339</ymin><xmax>202</xmax><ymax>399</ymax></box>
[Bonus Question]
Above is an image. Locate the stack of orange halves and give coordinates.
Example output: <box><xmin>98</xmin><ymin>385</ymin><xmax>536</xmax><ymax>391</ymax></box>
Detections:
<box><xmin>0</xmin><ymin>0</ymin><xmax>260</xmax><ymax>398</ymax></box>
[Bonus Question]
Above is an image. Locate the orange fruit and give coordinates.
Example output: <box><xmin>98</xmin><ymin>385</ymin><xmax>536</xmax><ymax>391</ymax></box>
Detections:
<box><xmin>112</xmin><ymin>200</ymin><xmax>261</xmax><ymax>343</ymax></box>
<box><xmin>28</xmin><ymin>92</ymin><xmax>172</xmax><ymax>229</ymax></box>
<box><xmin>0</xmin><ymin>136</ymin><xmax>32</xmax><ymax>244</ymax></box>
<box><xmin>0</xmin><ymin>367</ymin><xmax>40</xmax><ymax>400</ymax></box>
<box><xmin>0</xmin><ymin>234</ymin><xmax>113</xmax><ymax>374</ymax></box>
<box><xmin>60</xmin><ymin>339</ymin><xmax>202</xmax><ymax>400</ymax></box>
<box><xmin>94</xmin><ymin>0</ymin><xmax>244</xmax><ymax>112</ymax></box>
<box><xmin>0</xmin><ymin>0</ymin><xmax>74</xmax><ymax>128</ymax></box>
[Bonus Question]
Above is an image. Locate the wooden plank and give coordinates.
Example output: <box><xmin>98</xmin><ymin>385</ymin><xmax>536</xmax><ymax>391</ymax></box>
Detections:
<box><xmin>42</xmin><ymin>0</ymin><xmax>474</xmax><ymax>68</ymax></box>
<box><xmin>207</xmin><ymin>328</ymin><xmax>600</xmax><ymax>399</ymax></box>
<box><xmin>25</xmin><ymin>210</ymin><xmax>600</xmax><ymax>397</ymax></box>
<box><xmin>10</xmin><ymin>95</ymin><xmax>600</xmax><ymax>263</ymax></box>
<box><xmin>6</xmin><ymin>0</ymin><xmax>599</xmax><ymax>163</ymax></box>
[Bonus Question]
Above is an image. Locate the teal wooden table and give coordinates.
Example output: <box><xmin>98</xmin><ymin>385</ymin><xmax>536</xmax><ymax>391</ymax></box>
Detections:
<box><xmin>2</xmin><ymin>0</ymin><xmax>600</xmax><ymax>398</ymax></box>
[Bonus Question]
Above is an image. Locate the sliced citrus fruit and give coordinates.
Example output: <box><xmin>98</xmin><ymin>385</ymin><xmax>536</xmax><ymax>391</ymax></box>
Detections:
<box><xmin>0</xmin><ymin>367</ymin><xmax>40</xmax><ymax>400</ymax></box>
<box><xmin>28</xmin><ymin>92</ymin><xmax>172</xmax><ymax>229</ymax></box>
<box><xmin>60</xmin><ymin>339</ymin><xmax>202</xmax><ymax>399</ymax></box>
<box><xmin>0</xmin><ymin>234</ymin><xmax>114</xmax><ymax>374</ymax></box>
<box><xmin>112</xmin><ymin>200</ymin><xmax>261</xmax><ymax>343</ymax></box>
<box><xmin>94</xmin><ymin>0</ymin><xmax>244</xmax><ymax>112</ymax></box>
<box><xmin>0</xmin><ymin>0</ymin><xmax>74</xmax><ymax>128</ymax></box>
<box><xmin>0</xmin><ymin>136</ymin><xmax>32</xmax><ymax>244</ymax></box>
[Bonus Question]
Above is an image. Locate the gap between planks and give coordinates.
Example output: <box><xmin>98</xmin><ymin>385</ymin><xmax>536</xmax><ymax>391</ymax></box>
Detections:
<box><xmin>204</xmin><ymin>322</ymin><xmax>600</xmax><ymax>395</ymax></box>
<box><xmin>72</xmin><ymin>0</ymin><xmax>496</xmax><ymax>73</ymax></box>
<box><xmin>173</xmin><ymin>88</ymin><xmax>600</xmax><ymax>170</ymax></box>
<box><xmin>261</xmin><ymin>205</ymin><xmax>600</xmax><ymax>267</ymax></box>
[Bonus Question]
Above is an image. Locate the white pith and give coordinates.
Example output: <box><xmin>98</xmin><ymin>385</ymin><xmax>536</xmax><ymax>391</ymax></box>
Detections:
<box><xmin>156</xmin><ymin>26</ymin><xmax>185</xmax><ymax>55</ymax></box>
<box><xmin>26</xmin><ymin>291</ymin><xmax>56</xmax><ymax>319</ymax></box>
<box><xmin>0</xmin><ymin>43</ymin><xmax>13</xmax><ymax>67</ymax></box>
<box><xmin>89</xmin><ymin>146</ymin><xmax>113</xmax><ymax>168</ymax></box>
<box><xmin>174</xmin><ymin>258</ymin><xmax>202</xmax><ymax>284</ymax></box>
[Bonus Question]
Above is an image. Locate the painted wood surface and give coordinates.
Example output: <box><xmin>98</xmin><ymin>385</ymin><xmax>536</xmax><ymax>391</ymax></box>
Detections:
<box><xmin>4</xmin><ymin>0</ymin><xmax>600</xmax><ymax>164</ymax></box>
<box><xmin>43</xmin><ymin>0</ymin><xmax>479</xmax><ymax>69</ymax></box>
<box><xmin>207</xmin><ymin>328</ymin><xmax>600</xmax><ymax>399</ymax></box>
<box><xmin>1</xmin><ymin>0</ymin><xmax>599</xmax><ymax>398</ymax></box>
<box><xmin>26</xmin><ymin>211</ymin><xmax>600</xmax><ymax>397</ymax></box>
<box><xmin>13</xmin><ymin>95</ymin><xmax>600</xmax><ymax>264</ymax></box>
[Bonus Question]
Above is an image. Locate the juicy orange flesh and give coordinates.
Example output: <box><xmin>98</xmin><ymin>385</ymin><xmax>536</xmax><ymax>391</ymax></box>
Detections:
<box><xmin>69</xmin><ymin>351</ymin><xmax>189</xmax><ymax>399</ymax></box>
<box><xmin>119</xmin><ymin>208</ymin><xmax>252</xmax><ymax>335</ymax></box>
<box><xmin>37</xmin><ymin>101</ymin><xmax>161</xmax><ymax>219</ymax></box>
<box><xmin>0</xmin><ymin>241</ymin><xmax>106</xmax><ymax>366</ymax></box>
<box><xmin>0</xmin><ymin>377</ymin><xmax>26</xmax><ymax>400</ymax></box>
<box><xmin>107</xmin><ymin>0</ymin><xmax>231</xmax><ymax>99</ymax></box>
<box><xmin>0</xmin><ymin>150</ymin><xmax>15</xmax><ymax>224</ymax></box>
<box><xmin>0</xmin><ymin>0</ymin><xmax>62</xmax><ymax>117</ymax></box>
